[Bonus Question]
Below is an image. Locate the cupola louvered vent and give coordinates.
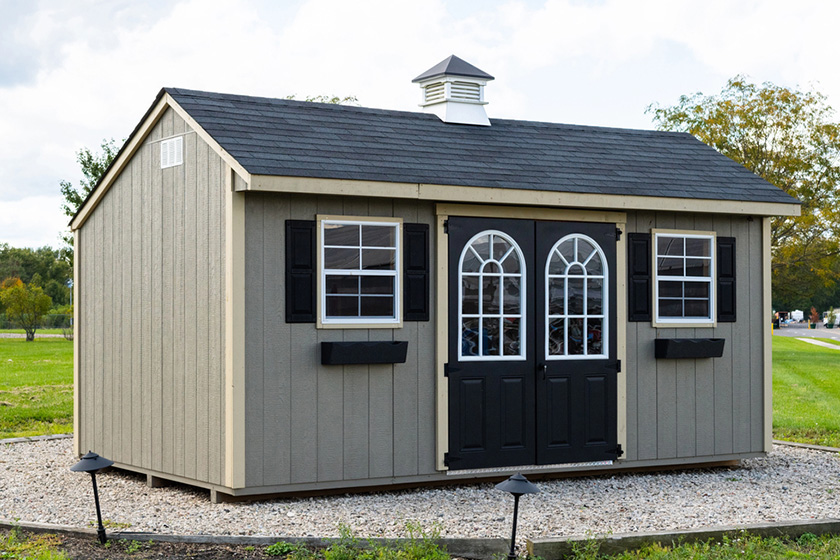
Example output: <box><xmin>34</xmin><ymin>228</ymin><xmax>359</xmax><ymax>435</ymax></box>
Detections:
<box><xmin>451</xmin><ymin>81</ymin><xmax>481</xmax><ymax>102</ymax></box>
<box><xmin>160</xmin><ymin>136</ymin><xmax>183</xmax><ymax>169</ymax></box>
<box><xmin>412</xmin><ymin>55</ymin><xmax>494</xmax><ymax>126</ymax></box>
<box><xmin>424</xmin><ymin>82</ymin><xmax>446</xmax><ymax>104</ymax></box>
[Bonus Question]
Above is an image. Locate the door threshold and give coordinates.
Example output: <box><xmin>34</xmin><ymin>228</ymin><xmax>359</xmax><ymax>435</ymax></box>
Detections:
<box><xmin>446</xmin><ymin>460</ymin><xmax>614</xmax><ymax>476</ymax></box>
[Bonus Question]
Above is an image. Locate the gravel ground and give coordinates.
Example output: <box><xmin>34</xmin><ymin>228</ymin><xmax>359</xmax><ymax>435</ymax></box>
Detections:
<box><xmin>1</xmin><ymin>438</ymin><xmax>839</xmax><ymax>543</ymax></box>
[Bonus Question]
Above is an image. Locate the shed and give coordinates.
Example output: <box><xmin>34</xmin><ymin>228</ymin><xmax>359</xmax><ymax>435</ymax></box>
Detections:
<box><xmin>71</xmin><ymin>56</ymin><xmax>800</xmax><ymax>501</ymax></box>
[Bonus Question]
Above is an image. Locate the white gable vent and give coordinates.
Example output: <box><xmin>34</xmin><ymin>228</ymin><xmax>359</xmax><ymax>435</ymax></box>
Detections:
<box><xmin>160</xmin><ymin>136</ymin><xmax>183</xmax><ymax>169</ymax></box>
<box><xmin>412</xmin><ymin>55</ymin><xmax>494</xmax><ymax>126</ymax></box>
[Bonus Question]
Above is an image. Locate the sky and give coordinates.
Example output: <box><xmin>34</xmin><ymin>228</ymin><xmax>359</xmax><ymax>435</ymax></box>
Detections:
<box><xmin>2</xmin><ymin>0</ymin><xmax>840</xmax><ymax>249</ymax></box>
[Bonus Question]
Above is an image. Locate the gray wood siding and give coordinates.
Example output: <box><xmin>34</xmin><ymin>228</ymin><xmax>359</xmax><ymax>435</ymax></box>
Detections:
<box><xmin>243</xmin><ymin>193</ymin><xmax>438</xmax><ymax>487</ymax></box>
<box><xmin>624</xmin><ymin>212</ymin><xmax>766</xmax><ymax>462</ymax></box>
<box><xmin>77</xmin><ymin>108</ymin><xmax>227</xmax><ymax>486</ymax></box>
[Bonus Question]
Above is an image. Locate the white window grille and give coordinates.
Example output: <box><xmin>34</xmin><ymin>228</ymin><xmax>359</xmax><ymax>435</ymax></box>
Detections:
<box><xmin>320</xmin><ymin>219</ymin><xmax>400</xmax><ymax>325</ymax></box>
<box><xmin>545</xmin><ymin>234</ymin><xmax>608</xmax><ymax>360</ymax></box>
<box><xmin>654</xmin><ymin>232</ymin><xmax>715</xmax><ymax>324</ymax></box>
<box><xmin>458</xmin><ymin>230</ymin><xmax>525</xmax><ymax>360</ymax></box>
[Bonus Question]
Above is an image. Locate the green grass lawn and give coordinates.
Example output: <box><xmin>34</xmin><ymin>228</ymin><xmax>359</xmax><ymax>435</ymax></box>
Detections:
<box><xmin>0</xmin><ymin>328</ymin><xmax>66</xmax><ymax>335</ymax></box>
<box><xmin>772</xmin><ymin>336</ymin><xmax>840</xmax><ymax>447</ymax></box>
<box><xmin>0</xmin><ymin>338</ymin><xmax>73</xmax><ymax>438</ymax></box>
<box><xmin>569</xmin><ymin>532</ymin><xmax>840</xmax><ymax>559</ymax></box>
<box><xmin>1</xmin><ymin>331</ymin><xmax>839</xmax><ymax>448</ymax></box>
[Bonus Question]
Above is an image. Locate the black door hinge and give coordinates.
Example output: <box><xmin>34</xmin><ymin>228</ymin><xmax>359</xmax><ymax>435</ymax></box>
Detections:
<box><xmin>443</xmin><ymin>219</ymin><xmax>449</xmax><ymax>234</ymax></box>
<box><xmin>610</xmin><ymin>444</ymin><xmax>624</xmax><ymax>458</ymax></box>
<box><xmin>609</xmin><ymin>360</ymin><xmax>621</xmax><ymax>372</ymax></box>
<box><xmin>444</xmin><ymin>363</ymin><xmax>460</xmax><ymax>378</ymax></box>
<box><xmin>615</xmin><ymin>227</ymin><xmax>623</xmax><ymax>241</ymax></box>
<box><xmin>444</xmin><ymin>452</ymin><xmax>459</xmax><ymax>467</ymax></box>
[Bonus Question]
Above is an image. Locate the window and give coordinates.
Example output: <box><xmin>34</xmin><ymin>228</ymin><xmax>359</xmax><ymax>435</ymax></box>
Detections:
<box><xmin>459</xmin><ymin>230</ymin><xmax>525</xmax><ymax>360</ymax></box>
<box><xmin>546</xmin><ymin>234</ymin><xmax>607</xmax><ymax>359</ymax></box>
<box><xmin>654</xmin><ymin>231</ymin><xmax>714</xmax><ymax>324</ymax></box>
<box><xmin>319</xmin><ymin>218</ymin><xmax>400</xmax><ymax>325</ymax></box>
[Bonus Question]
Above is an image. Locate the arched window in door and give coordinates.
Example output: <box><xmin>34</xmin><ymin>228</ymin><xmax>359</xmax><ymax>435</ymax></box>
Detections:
<box><xmin>545</xmin><ymin>234</ymin><xmax>608</xmax><ymax>359</ymax></box>
<box><xmin>459</xmin><ymin>230</ymin><xmax>525</xmax><ymax>360</ymax></box>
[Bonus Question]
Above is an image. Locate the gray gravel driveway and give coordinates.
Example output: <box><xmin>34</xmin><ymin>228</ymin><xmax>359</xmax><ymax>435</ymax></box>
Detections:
<box><xmin>1</xmin><ymin>439</ymin><xmax>839</xmax><ymax>544</ymax></box>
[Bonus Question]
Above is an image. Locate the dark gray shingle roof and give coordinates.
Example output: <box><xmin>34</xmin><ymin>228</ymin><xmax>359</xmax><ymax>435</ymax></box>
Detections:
<box><xmin>165</xmin><ymin>87</ymin><xmax>798</xmax><ymax>205</ymax></box>
<box><xmin>412</xmin><ymin>55</ymin><xmax>495</xmax><ymax>82</ymax></box>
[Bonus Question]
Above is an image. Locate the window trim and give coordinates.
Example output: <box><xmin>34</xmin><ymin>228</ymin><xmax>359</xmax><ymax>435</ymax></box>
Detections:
<box><xmin>316</xmin><ymin>215</ymin><xmax>403</xmax><ymax>329</ymax></box>
<box><xmin>652</xmin><ymin>229</ymin><xmax>716</xmax><ymax>328</ymax></box>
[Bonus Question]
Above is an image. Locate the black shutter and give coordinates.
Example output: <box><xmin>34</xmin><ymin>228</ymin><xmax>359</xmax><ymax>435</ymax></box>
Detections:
<box><xmin>628</xmin><ymin>233</ymin><xmax>652</xmax><ymax>322</ymax></box>
<box><xmin>403</xmin><ymin>223</ymin><xmax>430</xmax><ymax>321</ymax></box>
<box><xmin>285</xmin><ymin>220</ymin><xmax>316</xmax><ymax>323</ymax></box>
<box><xmin>717</xmin><ymin>237</ymin><xmax>736</xmax><ymax>322</ymax></box>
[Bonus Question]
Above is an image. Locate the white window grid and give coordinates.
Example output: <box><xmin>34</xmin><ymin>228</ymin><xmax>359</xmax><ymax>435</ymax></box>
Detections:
<box><xmin>653</xmin><ymin>233</ymin><xmax>715</xmax><ymax>324</ymax></box>
<box><xmin>458</xmin><ymin>230</ymin><xmax>526</xmax><ymax>361</ymax></box>
<box><xmin>320</xmin><ymin>219</ymin><xmax>400</xmax><ymax>325</ymax></box>
<box><xmin>545</xmin><ymin>234</ymin><xmax>608</xmax><ymax>360</ymax></box>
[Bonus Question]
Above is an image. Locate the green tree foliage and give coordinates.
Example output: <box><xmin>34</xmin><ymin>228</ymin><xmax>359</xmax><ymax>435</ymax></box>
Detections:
<box><xmin>59</xmin><ymin>138</ymin><xmax>122</xmax><ymax>251</ymax></box>
<box><xmin>0</xmin><ymin>244</ymin><xmax>71</xmax><ymax>306</ymax></box>
<box><xmin>284</xmin><ymin>94</ymin><xmax>359</xmax><ymax>105</ymax></box>
<box><xmin>648</xmin><ymin>77</ymin><xmax>840</xmax><ymax>311</ymax></box>
<box><xmin>0</xmin><ymin>278</ymin><xmax>53</xmax><ymax>341</ymax></box>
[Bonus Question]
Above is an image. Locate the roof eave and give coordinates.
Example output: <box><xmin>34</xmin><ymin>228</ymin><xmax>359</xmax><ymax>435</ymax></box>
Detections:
<box><xmin>248</xmin><ymin>174</ymin><xmax>801</xmax><ymax>217</ymax></box>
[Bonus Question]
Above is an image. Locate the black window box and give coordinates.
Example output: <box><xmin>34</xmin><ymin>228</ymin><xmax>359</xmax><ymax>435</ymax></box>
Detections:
<box><xmin>321</xmin><ymin>341</ymin><xmax>409</xmax><ymax>365</ymax></box>
<box><xmin>655</xmin><ymin>338</ymin><xmax>725</xmax><ymax>359</ymax></box>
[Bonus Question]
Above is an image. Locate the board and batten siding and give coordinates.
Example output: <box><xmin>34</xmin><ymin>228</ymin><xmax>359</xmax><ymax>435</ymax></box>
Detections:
<box><xmin>624</xmin><ymin>212</ymin><xmax>766</xmax><ymax>463</ymax></box>
<box><xmin>242</xmin><ymin>193</ymin><xmax>438</xmax><ymax>490</ymax></box>
<box><xmin>76</xmin><ymin>107</ymin><xmax>227</xmax><ymax>487</ymax></box>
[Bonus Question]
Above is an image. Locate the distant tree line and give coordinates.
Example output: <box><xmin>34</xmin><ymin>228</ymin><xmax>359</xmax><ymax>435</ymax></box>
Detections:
<box><xmin>0</xmin><ymin>244</ymin><xmax>72</xmax><ymax>306</ymax></box>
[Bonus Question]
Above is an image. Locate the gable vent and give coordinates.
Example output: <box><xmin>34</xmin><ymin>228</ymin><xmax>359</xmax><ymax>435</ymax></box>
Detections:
<box><xmin>161</xmin><ymin>136</ymin><xmax>183</xmax><ymax>169</ymax></box>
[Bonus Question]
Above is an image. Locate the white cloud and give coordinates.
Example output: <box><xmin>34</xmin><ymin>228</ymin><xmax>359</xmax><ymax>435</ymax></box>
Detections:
<box><xmin>2</xmin><ymin>0</ymin><xmax>840</xmax><ymax>248</ymax></box>
<box><xmin>0</xmin><ymin>195</ymin><xmax>68</xmax><ymax>249</ymax></box>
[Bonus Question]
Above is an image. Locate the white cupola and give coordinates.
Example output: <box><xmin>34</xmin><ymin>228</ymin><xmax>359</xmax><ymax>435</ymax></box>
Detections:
<box><xmin>412</xmin><ymin>55</ymin><xmax>494</xmax><ymax>126</ymax></box>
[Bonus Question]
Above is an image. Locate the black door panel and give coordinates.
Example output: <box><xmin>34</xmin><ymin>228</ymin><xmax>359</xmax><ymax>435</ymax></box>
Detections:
<box><xmin>447</xmin><ymin>217</ymin><xmax>535</xmax><ymax>470</ymax></box>
<box><xmin>448</xmin><ymin>217</ymin><xmax>617</xmax><ymax>470</ymax></box>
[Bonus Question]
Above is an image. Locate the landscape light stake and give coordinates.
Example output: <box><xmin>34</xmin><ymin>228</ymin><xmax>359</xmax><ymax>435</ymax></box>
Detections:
<box><xmin>495</xmin><ymin>473</ymin><xmax>539</xmax><ymax>560</ymax></box>
<box><xmin>70</xmin><ymin>451</ymin><xmax>114</xmax><ymax>544</ymax></box>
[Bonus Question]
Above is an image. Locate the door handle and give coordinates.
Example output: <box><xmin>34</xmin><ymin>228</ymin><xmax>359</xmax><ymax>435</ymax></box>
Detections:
<box><xmin>538</xmin><ymin>362</ymin><xmax>547</xmax><ymax>380</ymax></box>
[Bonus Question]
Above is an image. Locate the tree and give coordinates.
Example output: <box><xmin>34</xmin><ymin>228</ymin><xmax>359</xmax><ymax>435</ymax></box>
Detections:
<box><xmin>0</xmin><ymin>244</ymin><xmax>71</xmax><ymax>306</ymax></box>
<box><xmin>648</xmin><ymin>77</ymin><xmax>840</xmax><ymax>311</ymax></box>
<box><xmin>59</xmin><ymin>138</ymin><xmax>122</xmax><ymax>252</ymax></box>
<box><xmin>284</xmin><ymin>94</ymin><xmax>359</xmax><ymax>105</ymax></box>
<box><xmin>0</xmin><ymin>278</ymin><xmax>53</xmax><ymax>341</ymax></box>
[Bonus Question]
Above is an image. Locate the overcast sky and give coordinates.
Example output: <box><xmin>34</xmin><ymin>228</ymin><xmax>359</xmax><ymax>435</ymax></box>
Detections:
<box><xmin>2</xmin><ymin>0</ymin><xmax>839</xmax><ymax>249</ymax></box>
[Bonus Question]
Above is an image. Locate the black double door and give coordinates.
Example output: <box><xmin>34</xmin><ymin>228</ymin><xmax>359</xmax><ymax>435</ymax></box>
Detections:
<box><xmin>447</xmin><ymin>217</ymin><xmax>619</xmax><ymax>470</ymax></box>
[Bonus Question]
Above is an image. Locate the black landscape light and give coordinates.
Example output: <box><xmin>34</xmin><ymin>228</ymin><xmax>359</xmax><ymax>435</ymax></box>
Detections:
<box><xmin>70</xmin><ymin>451</ymin><xmax>114</xmax><ymax>544</ymax></box>
<box><xmin>496</xmin><ymin>473</ymin><xmax>539</xmax><ymax>560</ymax></box>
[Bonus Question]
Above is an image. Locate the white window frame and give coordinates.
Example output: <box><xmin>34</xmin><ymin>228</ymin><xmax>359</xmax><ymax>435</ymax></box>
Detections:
<box><xmin>317</xmin><ymin>216</ymin><xmax>402</xmax><ymax>328</ymax></box>
<box><xmin>545</xmin><ymin>233</ymin><xmax>609</xmax><ymax>361</ymax></box>
<box><xmin>458</xmin><ymin>230</ymin><xmax>526</xmax><ymax>361</ymax></box>
<box><xmin>652</xmin><ymin>229</ymin><xmax>716</xmax><ymax>327</ymax></box>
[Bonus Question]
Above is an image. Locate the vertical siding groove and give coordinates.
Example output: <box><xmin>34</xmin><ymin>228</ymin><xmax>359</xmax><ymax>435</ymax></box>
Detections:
<box><xmin>749</xmin><ymin>220</ymin><xmax>765</xmax><ymax>451</ymax></box>
<box><xmin>244</xmin><ymin>196</ymin><xmax>265</xmax><ymax>487</ymax></box>
<box><xmin>633</xmin><ymin>211</ymin><xmax>657</xmax><ymax>460</ymax></box>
